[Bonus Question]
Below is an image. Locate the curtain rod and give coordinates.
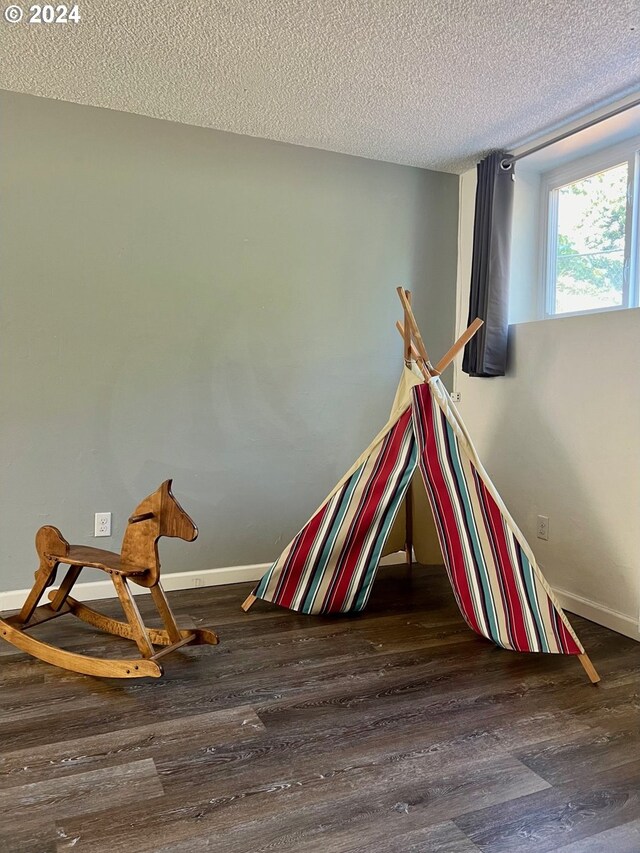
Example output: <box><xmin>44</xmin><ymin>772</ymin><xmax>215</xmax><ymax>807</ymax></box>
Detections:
<box><xmin>500</xmin><ymin>94</ymin><xmax>640</xmax><ymax>170</ymax></box>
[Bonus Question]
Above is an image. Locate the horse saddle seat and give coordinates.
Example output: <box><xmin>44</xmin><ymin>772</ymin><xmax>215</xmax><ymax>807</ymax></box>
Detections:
<box><xmin>46</xmin><ymin>545</ymin><xmax>149</xmax><ymax>577</ymax></box>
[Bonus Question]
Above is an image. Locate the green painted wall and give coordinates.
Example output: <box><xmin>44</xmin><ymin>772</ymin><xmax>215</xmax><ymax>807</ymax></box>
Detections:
<box><xmin>0</xmin><ymin>90</ymin><xmax>458</xmax><ymax>592</ymax></box>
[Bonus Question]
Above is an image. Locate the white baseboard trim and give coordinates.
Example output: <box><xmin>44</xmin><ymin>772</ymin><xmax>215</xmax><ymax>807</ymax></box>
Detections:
<box><xmin>0</xmin><ymin>551</ymin><xmax>410</xmax><ymax>613</ymax></box>
<box><xmin>555</xmin><ymin>587</ymin><xmax>639</xmax><ymax>642</ymax></box>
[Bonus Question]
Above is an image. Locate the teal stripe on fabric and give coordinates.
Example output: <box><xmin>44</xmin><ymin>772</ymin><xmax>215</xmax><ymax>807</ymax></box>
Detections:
<box><xmin>517</xmin><ymin>546</ymin><xmax>550</xmax><ymax>653</ymax></box>
<box><xmin>255</xmin><ymin>561</ymin><xmax>276</xmax><ymax>598</ymax></box>
<box><xmin>441</xmin><ymin>415</ymin><xmax>501</xmax><ymax>643</ymax></box>
<box><xmin>300</xmin><ymin>461</ymin><xmax>366</xmax><ymax>614</ymax></box>
<box><xmin>344</xmin><ymin>426</ymin><xmax>414</xmax><ymax>611</ymax></box>
<box><xmin>351</xmin><ymin>437</ymin><xmax>418</xmax><ymax>612</ymax></box>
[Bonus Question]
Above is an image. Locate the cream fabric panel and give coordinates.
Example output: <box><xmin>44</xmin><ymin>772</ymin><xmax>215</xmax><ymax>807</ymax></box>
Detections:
<box><xmin>382</xmin><ymin>475</ymin><xmax>441</xmax><ymax>563</ymax></box>
<box><xmin>382</xmin><ymin>500</ymin><xmax>406</xmax><ymax>556</ymax></box>
<box><xmin>409</xmin><ymin>474</ymin><xmax>442</xmax><ymax>564</ymax></box>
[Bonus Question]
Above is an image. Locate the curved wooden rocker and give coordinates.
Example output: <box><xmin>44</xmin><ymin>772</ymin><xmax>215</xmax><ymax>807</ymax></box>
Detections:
<box><xmin>0</xmin><ymin>480</ymin><xmax>218</xmax><ymax>679</ymax></box>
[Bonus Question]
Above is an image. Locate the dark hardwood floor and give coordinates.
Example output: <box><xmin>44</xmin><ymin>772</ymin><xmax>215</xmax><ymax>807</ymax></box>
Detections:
<box><xmin>1</xmin><ymin>564</ymin><xmax>639</xmax><ymax>853</ymax></box>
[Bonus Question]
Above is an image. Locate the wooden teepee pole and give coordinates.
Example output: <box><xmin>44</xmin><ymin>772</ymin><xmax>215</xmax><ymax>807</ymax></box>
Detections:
<box><xmin>403</xmin><ymin>291</ymin><xmax>413</xmax><ymax>366</ymax></box>
<box><xmin>396</xmin><ymin>288</ymin><xmax>433</xmax><ymax>382</ymax></box>
<box><xmin>396</xmin><ymin>321</ymin><xmax>421</xmax><ymax>362</ymax></box>
<box><xmin>241</xmin><ymin>593</ymin><xmax>257</xmax><ymax>612</ymax></box>
<box><xmin>578</xmin><ymin>653</ymin><xmax>601</xmax><ymax>684</ymax></box>
<box><xmin>397</xmin><ymin>317</ymin><xmax>484</xmax><ymax>376</ymax></box>
<box><xmin>434</xmin><ymin>317</ymin><xmax>484</xmax><ymax>374</ymax></box>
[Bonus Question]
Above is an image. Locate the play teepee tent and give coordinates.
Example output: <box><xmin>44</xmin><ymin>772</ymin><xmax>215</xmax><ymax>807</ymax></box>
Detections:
<box><xmin>242</xmin><ymin>289</ymin><xmax>599</xmax><ymax>684</ymax></box>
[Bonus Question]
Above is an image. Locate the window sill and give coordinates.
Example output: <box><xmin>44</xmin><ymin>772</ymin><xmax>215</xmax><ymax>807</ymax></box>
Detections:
<box><xmin>509</xmin><ymin>304</ymin><xmax>640</xmax><ymax>328</ymax></box>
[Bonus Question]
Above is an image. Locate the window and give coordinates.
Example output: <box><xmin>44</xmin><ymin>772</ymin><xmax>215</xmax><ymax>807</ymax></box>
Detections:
<box><xmin>541</xmin><ymin>141</ymin><xmax>640</xmax><ymax>318</ymax></box>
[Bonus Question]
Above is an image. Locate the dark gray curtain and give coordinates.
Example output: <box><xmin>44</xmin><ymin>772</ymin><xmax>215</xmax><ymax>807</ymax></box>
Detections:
<box><xmin>462</xmin><ymin>151</ymin><xmax>514</xmax><ymax>377</ymax></box>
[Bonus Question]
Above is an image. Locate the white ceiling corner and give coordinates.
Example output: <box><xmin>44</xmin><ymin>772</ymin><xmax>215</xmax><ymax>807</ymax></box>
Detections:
<box><xmin>1</xmin><ymin>0</ymin><xmax>639</xmax><ymax>173</ymax></box>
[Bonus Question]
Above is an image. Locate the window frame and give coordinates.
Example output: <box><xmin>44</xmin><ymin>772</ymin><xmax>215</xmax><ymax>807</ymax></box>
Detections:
<box><xmin>539</xmin><ymin>136</ymin><xmax>640</xmax><ymax>320</ymax></box>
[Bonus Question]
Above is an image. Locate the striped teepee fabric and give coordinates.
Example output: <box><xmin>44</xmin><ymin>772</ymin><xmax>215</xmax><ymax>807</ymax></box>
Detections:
<box><xmin>412</xmin><ymin>380</ymin><xmax>583</xmax><ymax>655</ymax></box>
<box><xmin>255</xmin><ymin>407</ymin><xmax>417</xmax><ymax>614</ymax></box>
<box><xmin>251</xmin><ymin>369</ymin><xmax>583</xmax><ymax>657</ymax></box>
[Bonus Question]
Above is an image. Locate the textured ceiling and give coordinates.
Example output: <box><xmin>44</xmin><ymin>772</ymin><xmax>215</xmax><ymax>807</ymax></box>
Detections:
<box><xmin>1</xmin><ymin>0</ymin><xmax>639</xmax><ymax>172</ymax></box>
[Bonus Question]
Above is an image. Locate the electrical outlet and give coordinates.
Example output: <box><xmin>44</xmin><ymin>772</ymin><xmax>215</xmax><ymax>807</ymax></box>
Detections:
<box><xmin>94</xmin><ymin>512</ymin><xmax>111</xmax><ymax>537</ymax></box>
<box><xmin>536</xmin><ymin>515</ymin><xmax>549</xmax><ymax>541</ymax></box>
<box><xmin>450</xmin><ymin>391</ymin><xmax>461</xmax><ymax>402</ymax></box>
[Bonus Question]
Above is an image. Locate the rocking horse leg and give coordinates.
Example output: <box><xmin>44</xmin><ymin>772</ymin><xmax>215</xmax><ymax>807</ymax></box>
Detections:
<box><xmin>50</xmin><ymin>565</ymin><xmax>84</xmax><ymax>611</ymax></box>
<box><xmin>17</xmin><ymin>562</ymin><xmax>58</xmax><ymax>625</ymax></box>
<box><xmin>112</xmin><ymin>575</ymin><xmax>155</xmax><ymax>659</ymax></box>
<box><xmin>17</xmin><ymin>525</ymin><xmax>72</xmax><ymax>624</ymax></box>
<box><xmin>150</xmin><ymin>584</ymin><xmax>220</xmax><ymax>647</ymax></box>
<box><xmin>150</xmin><ymin>584</ymin><xmax>183</xmax><ymax>644</ymax></box>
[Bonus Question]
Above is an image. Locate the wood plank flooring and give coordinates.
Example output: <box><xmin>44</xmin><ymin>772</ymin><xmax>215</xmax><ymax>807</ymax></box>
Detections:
<box><xmin>0</xmin><ymin>564</ymin><xmax>638</xmax><ymax>853</ymax></box>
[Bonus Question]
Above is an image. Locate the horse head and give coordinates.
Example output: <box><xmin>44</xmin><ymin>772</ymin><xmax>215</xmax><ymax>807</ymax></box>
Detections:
<box><xmin>121</xmin><ymin>480</ymin><xmax>197</xmax><ymax>584</ymax></box>
<box><xmin>159</xmin><ymin>479</ymin><xmax>198</xmax><ymax>542</ymax></box>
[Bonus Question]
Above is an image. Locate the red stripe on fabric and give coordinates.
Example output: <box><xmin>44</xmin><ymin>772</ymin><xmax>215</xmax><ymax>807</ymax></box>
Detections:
<box><xmin>469</xmin><ymin>467</ymin><xmax>514</xmax><ymax>641</ymax></box>
<box><xmin>325</xmin><ymin>409</ymin><xmax>413</xmax><ymax>611</ymax></box>
<box><xmin>549</xmin><ymin>599</ymin><xmax>582</xmax><ymax>655</ymax></box>
<box><xmin>276</xmin><ymin>499</ymin><xmax>332</xmax><ymax>609</ymax></box>
<box><xmin>476</xmin><ymin>476</ymin><xmax>532</xmax><ymax>651</ymax></box>
<box><xmin>413</xmin><ymin>385</ymin><xmax>482</xmax><ymax>635</ymax></box>
<box><xmin>559</xmin><ymin>622</ymin><xmax>582</xmax><ymax>655</ymax></box>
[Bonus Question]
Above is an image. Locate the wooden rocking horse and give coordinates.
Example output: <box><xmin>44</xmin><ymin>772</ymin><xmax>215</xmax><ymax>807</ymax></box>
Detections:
<box><xmin>0</xmin><ymin>480</ymin><xmax>218</xmax><ymax>678</ymax></box>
